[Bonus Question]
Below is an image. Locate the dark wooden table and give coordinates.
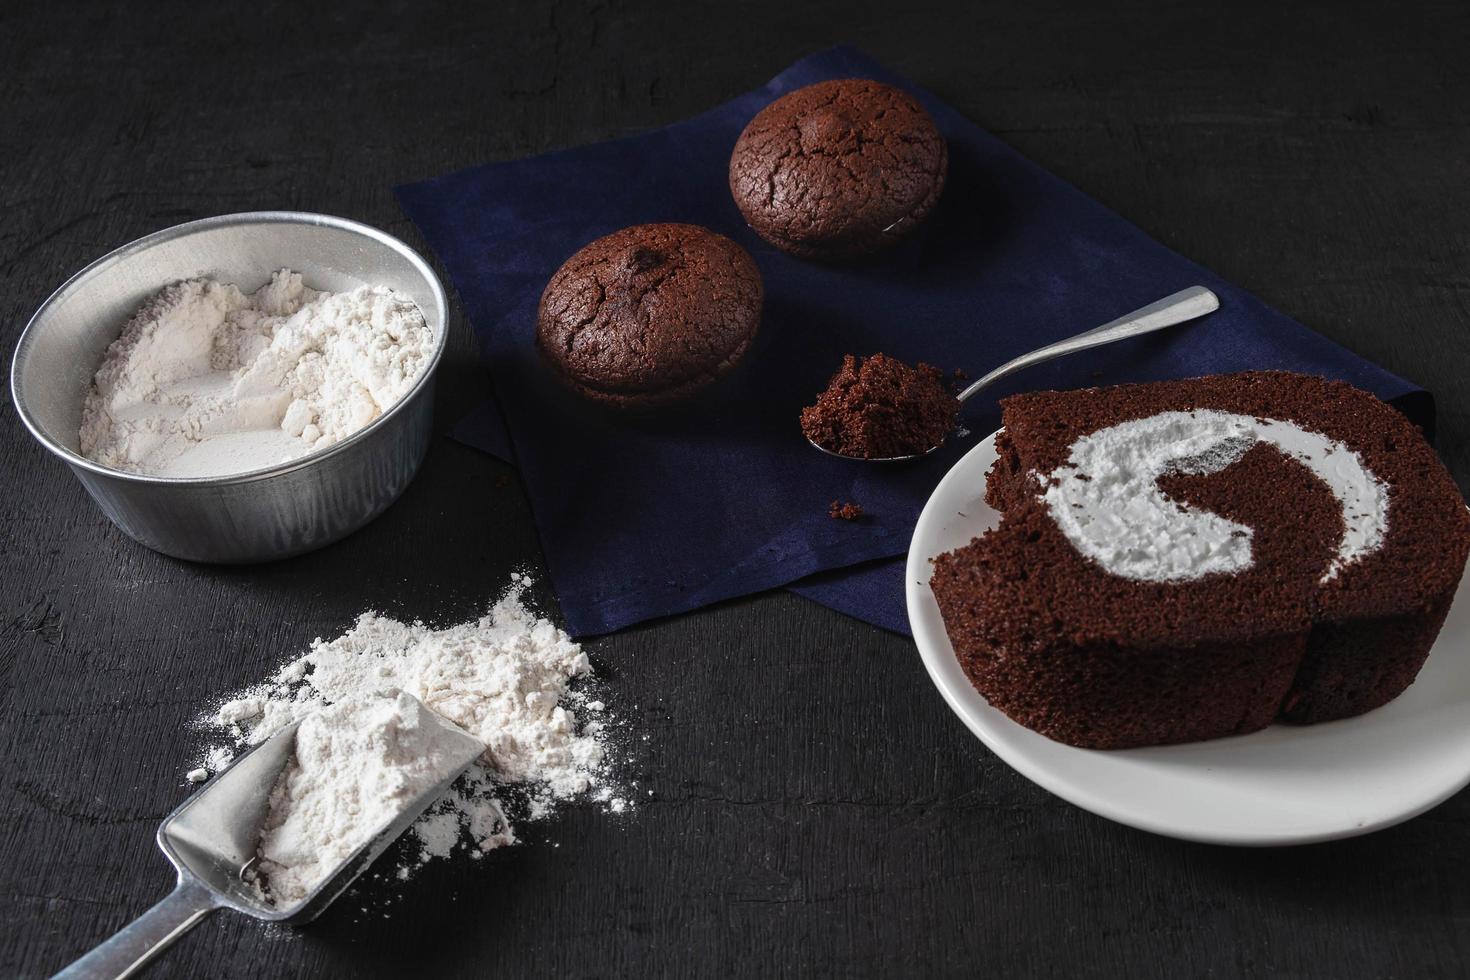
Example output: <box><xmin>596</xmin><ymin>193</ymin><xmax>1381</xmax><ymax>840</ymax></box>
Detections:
<box><xmin>4</xmin><ymin>1</ymin><xmax>1468</xmax><ymax>976</ymax></box>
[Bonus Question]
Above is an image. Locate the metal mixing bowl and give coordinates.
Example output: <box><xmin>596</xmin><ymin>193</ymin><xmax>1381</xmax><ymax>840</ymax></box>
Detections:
<box><xmin>9</xmin><ymin>211</ymin><xmax>450</xmax><ymax>563</ymax></box>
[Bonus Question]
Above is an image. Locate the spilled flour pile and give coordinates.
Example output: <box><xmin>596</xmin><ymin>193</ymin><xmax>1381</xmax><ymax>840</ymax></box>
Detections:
<box><xmin>190</xmin><ymin>577</ymin><xmax>625</xmax><ymax>896</ymax></box>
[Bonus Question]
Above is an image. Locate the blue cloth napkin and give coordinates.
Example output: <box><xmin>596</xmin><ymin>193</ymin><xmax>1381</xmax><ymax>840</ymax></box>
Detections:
<box><xmin>396</xmin><ymin>45</ymin><xmax>1430</xmax><ymax>638</ymax></box>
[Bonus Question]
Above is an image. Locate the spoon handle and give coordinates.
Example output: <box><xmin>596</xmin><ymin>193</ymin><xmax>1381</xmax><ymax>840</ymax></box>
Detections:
<box><xmin>955</xmin><ymin>285</ymin><xmax>1220</xmax><ymax>404</ymax></box>
<box><xmin>52</xmin><ymin>879</ymin><xmax>219</xmax><ymax>980</ymax></box>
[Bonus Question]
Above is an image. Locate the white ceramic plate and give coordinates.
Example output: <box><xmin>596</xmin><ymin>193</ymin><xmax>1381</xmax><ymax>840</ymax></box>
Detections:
<box><xmin>906</xmin><ymin>430</ymin><xmax>1470</xmax><ymax>845</ymax></box>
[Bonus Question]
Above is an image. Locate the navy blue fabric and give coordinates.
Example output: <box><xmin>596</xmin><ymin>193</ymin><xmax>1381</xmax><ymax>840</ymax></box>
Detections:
<box><xmin>397</xmin><ymin>45</ymin><xmax>1430</xmax><ymax>638</ymax></box>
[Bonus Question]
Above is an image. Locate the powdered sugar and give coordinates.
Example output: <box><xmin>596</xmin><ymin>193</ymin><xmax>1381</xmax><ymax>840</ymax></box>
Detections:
<box><xmin>80</xmin><ymin>269</ymin><xmax>432</xmax><ymax>477</ymax></box>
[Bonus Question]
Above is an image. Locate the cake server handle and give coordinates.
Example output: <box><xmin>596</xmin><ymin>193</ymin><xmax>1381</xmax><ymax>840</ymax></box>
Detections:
<box><xmin>955</xmin><ymin>286</ymin><xmax>1220</xmax><ymax>404</ymax></box>
<box><xmin>52</xmin><ymin>878</ymin><xmax>221</xmax><ymax>980</ymax></box>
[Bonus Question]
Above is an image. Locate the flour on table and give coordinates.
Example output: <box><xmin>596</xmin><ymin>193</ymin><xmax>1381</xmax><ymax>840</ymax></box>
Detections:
<box><xmin>80</xmin><ymin>269</ymin><xmax>432</xmax><ymax>477</ymax></box>
<box><xmin>191</xmin><ymin>577</ymin><xmax>624</xmax><ymax>893</ymax></box>
<box><xmin>184</xmin><ymin>744</ymin><xmax>235</xmax><ymax>784</ymax></box>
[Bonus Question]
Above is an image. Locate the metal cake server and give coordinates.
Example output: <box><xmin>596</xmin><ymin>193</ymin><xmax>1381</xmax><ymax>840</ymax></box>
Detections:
<box><xmin>808</xmin><ymin>285</ymin><xmax>1221</xmax><ymax>462</ymax></box>
<box><xmin>53</xmin><ymin>697</ymin><xmax>485</xmax><ymax>980</ymax></box>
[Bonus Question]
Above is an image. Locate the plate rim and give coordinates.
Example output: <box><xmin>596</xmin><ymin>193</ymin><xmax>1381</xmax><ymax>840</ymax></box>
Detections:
<box><xmin>905</xmin><ymin>428</ymin><xmax>1470</xmax><ymax>846</ymax></box>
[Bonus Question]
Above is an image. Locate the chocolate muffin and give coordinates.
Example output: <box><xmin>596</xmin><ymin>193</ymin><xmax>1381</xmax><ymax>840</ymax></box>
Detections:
<box><xmin>729</xmin><ymin>78</ymin><xmax>948</xmax><ymax>261</ymax></box>
<box><xmin>536</xmin><ymin>224</ymin><xmax>763</xmax><ymax>409</ymax></box>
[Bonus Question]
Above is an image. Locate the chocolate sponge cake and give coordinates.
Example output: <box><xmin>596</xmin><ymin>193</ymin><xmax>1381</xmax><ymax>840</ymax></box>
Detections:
<box><xmin>929</xmin><ymin>371</ymin><xmax>1470</xmax><ymax>749</ymax></box>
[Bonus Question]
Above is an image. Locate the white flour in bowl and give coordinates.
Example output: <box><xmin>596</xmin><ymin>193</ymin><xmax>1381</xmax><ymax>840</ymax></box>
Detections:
<box><xmin>190</xmin><ymin>576</ymin><xmax>627</xmax><ymax>893</ymax></box>
<box><xmin>79</xmin><ymin>269</ymin><xmax>432</xmax><ymax>478</ymax></box>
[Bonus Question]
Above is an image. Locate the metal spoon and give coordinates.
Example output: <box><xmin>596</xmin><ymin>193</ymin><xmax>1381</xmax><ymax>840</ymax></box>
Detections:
<box><xmin>53</xmin><ymin>695</ymin><xmax>485</xmax><ymax>980</ymax></box>
<box><xmin>808</xmin><ymin>285</ymin><xmax>1221</xmax><ymax>462</ymax></box>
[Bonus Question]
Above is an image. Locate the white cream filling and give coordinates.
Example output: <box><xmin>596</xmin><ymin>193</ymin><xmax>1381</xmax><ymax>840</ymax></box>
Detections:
<box><xmin>1039</xmin><ymin>410</ymin><xmax>1389</xmax><ymax>583</ymax></box>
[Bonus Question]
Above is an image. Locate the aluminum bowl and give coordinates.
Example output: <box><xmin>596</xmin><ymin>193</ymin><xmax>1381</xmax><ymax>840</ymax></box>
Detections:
<box><xmin>10</xmin><ymin>211</ymin><xmax>449</xmax><ymax>563</ymax></box>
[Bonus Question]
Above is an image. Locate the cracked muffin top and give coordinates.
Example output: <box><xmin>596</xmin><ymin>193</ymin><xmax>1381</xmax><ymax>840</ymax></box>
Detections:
<box><xmin>535</xmin><ymin>223</ymin><xmax>764</xmax><ymax>409</ymax></box>
<box><xmin>728</xmin><ymin>78</ymin><xmax>948</xmax><ymax>261</ymax></box>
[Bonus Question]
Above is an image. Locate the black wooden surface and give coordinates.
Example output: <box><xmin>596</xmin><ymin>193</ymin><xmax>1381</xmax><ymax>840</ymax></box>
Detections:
<box><xmin>4</xmin><ymin>1</ymin><xmax>1469</xmax><ymax>977</ymax></box>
